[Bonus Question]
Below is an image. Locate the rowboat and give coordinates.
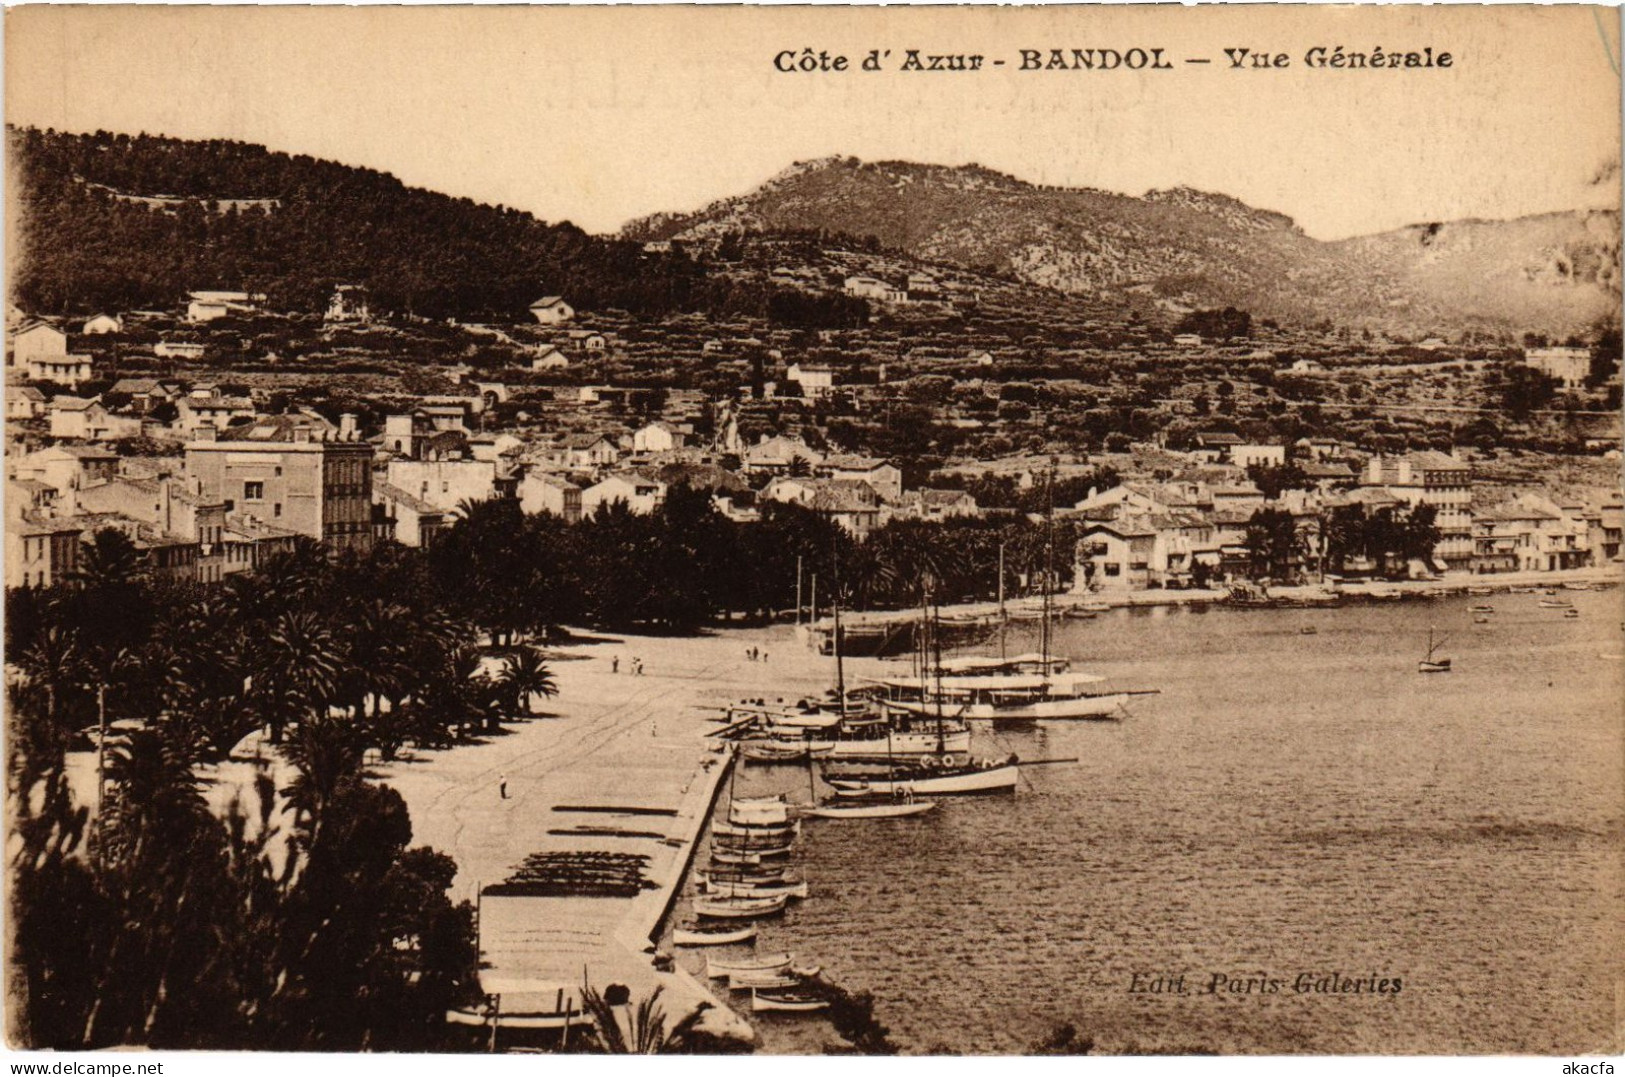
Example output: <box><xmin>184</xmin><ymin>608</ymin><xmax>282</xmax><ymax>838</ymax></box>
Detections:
<box><xmin>751</xmin><ymin>989</ymin><xmax>830</xmax><ymax>1013</ymax></box>
<box><xmin>1564</xmin><ymin>609</ymin><xmax>1581</xmax><ymax>619</ymax></box>
<box><xmin>715</xmin><ymin>825</ymin><xmax>796</xmax><ymax>844</ymax></box>
<box><xmin>728</xmin><ymin>966</ymin><xmax>822</xmax><ymax>991</ymax></box>
<box><xmin>1079</xmin><ymin>600</ymin><xmax>1112</xmax><ymax>613</ymax></box>
<box><xmin>1564</xmin><ymin>582</ymin><xmax>1592</xmax><ymax>591</ymax></box>
<box><xmin>1468</xmin><ymin>604</ymin><xmax>1494</xmax><ymax>613</ymax></box>
<box><xmin>706</xmin><ymin>952</ymin><xmax>792</xmax><ymax>978</ymax></box>
<box><xmin>830</xmin><ymin>760</ymin><xmax>1019</xmax><ymax>797</ymax></box>
<box><xmin>446</xmin><ymin>985</ymin><xmax>584</xmax><ymax>1030</ymax></box>
<box><xmin>802</xmin><ymin>800</ymin><xmax>936</xmax><ymax>820</ymax></box>
<box><xmin>673</xmin><ymin>924</ymin><xmax>758</xmax><ymax>947</ymax></box>
<box><xmin>742</xmin><ymin>743</ymin><xmax>834</xmax><ymax>764</ymax></box>
<box><xmin>700</xmin><ymin>879</ymin><xmax>809</xmax><ymax>900</ymax></box>
<box><xmin>712</xmin><ymin>834</ymin><xmax>795</xmax><ymax>856</ymax></box>
<box><xmin>1538</xmin><ymin>598</ymin><xmax>1573</xmax><ymax>609</ymax></box>
<box><xmin>693</xmin><ymin>893</ymin><xmax>789</xmax><ymax>919</ymax></box>
<box><xmin>1467</xmin><ymin>586</ymin><xmax>1495</xmax><ymax>596</ymax></box>
<box><xmin>709</xmin><ymin>850</ymin><xmax>766</xmax><ymax>866</ymax></box>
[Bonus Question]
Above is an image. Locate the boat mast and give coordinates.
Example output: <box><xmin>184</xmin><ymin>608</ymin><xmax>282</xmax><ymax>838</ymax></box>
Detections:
<box><xmin>832</xmin><ymin>542</ymin><xmax>847</xmax><ymax>719</ymax></box>
<box><xmin>1041</xmin><ymin>463</ymin><xmax>1056</xmax><ymax>680</ymax></box>
<box><xmin>998</xmin><ymin>540</ymin><xmax>1007</xmax><ymax>662</ymax></box>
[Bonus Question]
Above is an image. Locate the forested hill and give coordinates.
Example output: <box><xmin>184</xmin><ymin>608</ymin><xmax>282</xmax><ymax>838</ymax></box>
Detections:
<box><xmin>7</xmin><ymin>126</ymin><xmax>712</xmax><ymax>319</ymax></box>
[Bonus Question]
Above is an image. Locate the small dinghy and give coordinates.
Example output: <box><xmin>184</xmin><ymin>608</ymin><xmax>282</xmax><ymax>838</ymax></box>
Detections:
<box><xmin>693</xmin><ymin>893</ymin><xmax>789</xmax><ymax>919</ymax></box>
<box><xmin>751</xmin><ymin>989</ymin><xmax>831</xmax><ymax>1013</ymax></box>
<box><xmin>674</xmin><ymin>923</ymin><xmax>758</xmax><ymax>947</ymax></box>
<box><xmin>706</xmin><ymin>952</ymin><xmax>793</xmax><ymax>978</ymax></box>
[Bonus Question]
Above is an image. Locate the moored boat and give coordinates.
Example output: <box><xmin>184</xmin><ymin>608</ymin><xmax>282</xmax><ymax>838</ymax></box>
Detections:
<box><xmin>830</xmin><ymin>758</ymin><xmax>1019</xmax><ymax>797</ymax></box>
<box><xmin>673</xmin><ymin>923</ymin><xmax>758</xmax><ymax>946</ymax></box>
<box><xmin>1419</xmin><ymin>628</ymin><xmax>1452</xmax><ymax>674</ymax></box>
<box><xmin>705</xmin><ymin>952</ymin><xmax>793</xmax><ymax>978</ymax></box>
<box><xmin>751</xmin><ymin>989</ymin><xmax>831</xmax><ymax>1013</ymax></box>
<box><xmin>802</xmin><ymin>800</ymin><xmax>936</xmax><ymax>820</ymax></box>
<box><xmin>693</xmin><ymin>893</ymin><xmax>789</xmax><ymax>919</ymax></box>
<box><xmin>700</xmin><ymin>878</ymin><xmax>809</xmax><ymax>900</ymax></box>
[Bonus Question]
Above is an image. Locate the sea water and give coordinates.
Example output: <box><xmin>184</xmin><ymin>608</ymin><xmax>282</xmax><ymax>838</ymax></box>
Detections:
<box><xmin>699</xmin><ymin>590</ymin><xmax>1623</xmax><ymax>1054</ymax></box>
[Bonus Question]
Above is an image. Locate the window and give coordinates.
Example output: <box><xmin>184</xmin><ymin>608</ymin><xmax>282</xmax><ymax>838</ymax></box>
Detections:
<box><xmin>274</xmin><ymin>503</ymin><xmax>282</xmax><ymax>517</ymax></box>
<box><xmin>224</xmin><ymin>499</ymin><xmax>235</xmax><ymax>512</ymax></box>
<box><xmin>244</xmin><ymin>481</ymin><xmax>265</xmax><ymax>500</ymax></box>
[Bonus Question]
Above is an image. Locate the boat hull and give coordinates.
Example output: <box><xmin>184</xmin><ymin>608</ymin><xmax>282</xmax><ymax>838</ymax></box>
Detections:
<box><xmin>830</xmin><ymin>764</ymin><xmax>1020</xmax><ymax>797</ymax></box>
<box><xmin>803</xmin><ymin>801</ymin><xmax>936</xmax><ymax>819</ymax></box>
<box><xmin>674</xmin><ymin>925</ymin><xmax>758</xmax><ymax>946</ymax></box>
<box><xmin>693</xmin><ymin>895</ymin><xmax>789</xmax><ymax>919</ymax></box>
<box><xmin>885</xmin><ymin>695</ymin><xmax>1129</xmax><ymax>722</ymax></box>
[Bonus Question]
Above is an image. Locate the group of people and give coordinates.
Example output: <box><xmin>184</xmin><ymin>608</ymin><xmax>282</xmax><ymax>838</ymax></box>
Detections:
<box><xmin>744</xmin><ymin>646</ymin><xmax>769</xmax><ymax>663</ymax></box>
<box><xmin>610</xmin><ymin>655</ymin><xmax>644</xmax><ymax>675</ymax></box>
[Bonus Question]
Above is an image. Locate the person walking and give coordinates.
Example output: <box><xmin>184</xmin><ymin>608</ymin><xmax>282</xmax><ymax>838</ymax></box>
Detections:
<box><xmin>612</xmin><ymin>655</ymin><xmax>620</xmax><ymax>674</ymax></box>
<box><xmin>499</xmin><ymin>774</ymin><xmax>509</xmax><ymax>800</ymax></box>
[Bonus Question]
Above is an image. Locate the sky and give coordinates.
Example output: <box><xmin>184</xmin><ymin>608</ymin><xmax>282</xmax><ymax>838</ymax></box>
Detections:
<box><xmin>5</xmin><ymin>5</ymin><xmax>1620</xmax><ymax>240</ymax></box>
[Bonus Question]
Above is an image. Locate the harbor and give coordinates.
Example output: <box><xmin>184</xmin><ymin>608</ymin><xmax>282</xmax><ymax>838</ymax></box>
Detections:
<box><xmin>347</xmin><ymin>580</ymin><xmax>1619</xmax><ymax>1052</ymax></box>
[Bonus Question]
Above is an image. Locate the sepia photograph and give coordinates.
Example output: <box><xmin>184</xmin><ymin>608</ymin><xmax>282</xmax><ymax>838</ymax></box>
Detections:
<box><xmin>2</xmin><ymin>3</ymin><xmax>1621</xmax><ymax>1062</ymax></box>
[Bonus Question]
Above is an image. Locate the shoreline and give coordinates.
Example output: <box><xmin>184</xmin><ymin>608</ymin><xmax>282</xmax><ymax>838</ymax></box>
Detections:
<box><xmin>808</xmin><ymin>564</ymin><xmax>1622</xmax><ymax>630</ymax></box>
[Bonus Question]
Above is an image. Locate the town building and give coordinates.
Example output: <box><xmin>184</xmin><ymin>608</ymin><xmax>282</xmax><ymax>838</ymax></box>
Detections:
<box><xmin>7</xmin><ymin>385</ymin><xmax>47</xmax><ymax>420</ymax></box>
<box><xmin>742</xmin><ymin>435</ymin><xmax>823</xmax><ymax>475</ymax></box>
<box><xmin>786</xmin><ymin>363</ymin><xmax>836</xmax><ymax>399</ymax></box>
<box><xmin>1173</xmin><ymin>334</ymin><xmax>1203</xmax><ymax>348</ymax></box>
<box><xmin>82</xmin><ymin>313</ymin><xmax>123</xmax><ymax>335</ymax></box>
<box><xmin>529</xmin><ymin>296</ymin><xmax>574</xmax><ymax>325</ymax></box>
<box><xmin>1523</xmin><ymin>345</ymin><xmax>1591</xmax><ymax>388</ymax></box>
<box><xmin>518</xmin><ymin>471</ymin><xmax>583</xmax><ymax>523</ymax></box>
<box><xmin>385</xmin><ymin>456</ymin><xmax>505</xmax><ymax>515</ymax></box>
<box><xmin>325</xmin><ymin>284</ymin><xmax>371</xmax><ymax>324</ymax></box>
<box><xmin>184</xmin><ymin>415</ymin><xmax>374</xmax><ymax>554</ymax></box>
<box><xmin>12</xmin><ymin>444</ymin><xmax>120</xmax><ymax>504</ymax></box>
<box><xmin>820</xmin><ymin>454</ymin><xmax>902</xmax><ymax>502</ymax></box>
<box><xmin>186</xmin><ymin>290</ymin><xmax>262</xmax><ymax>322</ymax></box>
<box><xmin>25</xmin><ymin>352</ymin><xmax>94</xmax><ymax>388</ymax></box>
<box><xmin>1228</xmin><ymin>444</ymin><xmax>1287</xmax><ymax>469</ymax></box>
<box><xmin>531</xmin><ymin>345</ymin><xmax>569</xmax><ymax>371</ymax></box>
<box><xmin>48</xmin><ymin>396</ymin><xmax>142</xmax><ymax>441</ymax></box>
<box><xmin>843</xmin><ymin>276</ymin><xmax>907</xmax><ymax>303</ymax></box>
<box><xmin>581</xmin><ymin>471</ymin><xmax>666</xmax><ymax>516</ymax></box>
<box><xmin>1362</xmin><ymin>451</ymin><xmax>1474</xmax><ymax>571</ymax></box>
<box><xmin>154</xmin><ymin>340</ymin><xmax>207</xmax><ymax>360</ymax></box>
<box><xmin>10</xmin><ymin>321</ymin><xmax>68</xmax><ymax>366</ymax></box>
<box><xmin>371</xmin><ymin>481</ymin><xmax>449</xmax><ymax>548</ymax></box>
<box><xmin>175</xmin><ymin>394</ymin><xmax>256</xmax><ymax>436</ymax></box>
<box><xmin>632</xmin><ymin>421</ymin><xmax>687</xmax><ymax>454</ymax></box>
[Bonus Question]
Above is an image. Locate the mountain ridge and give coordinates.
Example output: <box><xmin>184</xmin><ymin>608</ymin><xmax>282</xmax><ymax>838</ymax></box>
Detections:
<box><xmin>624</xmin><ymin>157</ymin><xmax>1620</xmax><ymax>335</ymax></box>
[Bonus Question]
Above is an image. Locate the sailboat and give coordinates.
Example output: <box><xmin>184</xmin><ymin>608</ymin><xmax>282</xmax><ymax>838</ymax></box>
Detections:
<box><xmin>802</xmin><ymin>555</ymin><xmax>941</xmax><ymax>822</ymax></box>
<box><xmin>871</xmin><ymin>469</ymin><xmax>1154</xmax><ymax>724</ymax></box>
<box><xmin>1418</xmin><ymin>628</ymin><xmax>1452</xmax><ymax>673</ymax></box>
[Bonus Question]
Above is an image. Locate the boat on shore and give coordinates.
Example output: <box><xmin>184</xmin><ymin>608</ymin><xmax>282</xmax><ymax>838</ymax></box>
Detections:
<box><xmin>1538</xmin><ymin>598</ymin><xmax>1574</xmax><ymax>609</ymax></box>
<box><xmin>673</xmin><ymin>923</ymin><xmax>758</xmax><ymax>947</ymax></box>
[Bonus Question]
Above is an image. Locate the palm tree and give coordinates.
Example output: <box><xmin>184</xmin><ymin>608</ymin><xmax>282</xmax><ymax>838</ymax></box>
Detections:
<box><xmin>496</xmin><ymin>645</ymin><xmax>557</xmax><ymax>719</ymax></box>
<box><xmin>579</xmin><ymin>983</ymin><xmax>710</xmax><ymax>1054</ymax></box>
<box><xmin>253</xmin><ymin>609</ymin><xmax>342</xmax><ymax>744</ymax></box>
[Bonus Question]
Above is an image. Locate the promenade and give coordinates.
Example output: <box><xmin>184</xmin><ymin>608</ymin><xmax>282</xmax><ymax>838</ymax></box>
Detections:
<box><xmin>372</xmin><ymin>628</ymin><xmax>844</xmax><ymax>1046</ymax></box>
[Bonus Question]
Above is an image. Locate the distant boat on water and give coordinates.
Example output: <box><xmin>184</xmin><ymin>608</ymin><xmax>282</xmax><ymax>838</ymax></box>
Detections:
<box><xmin>1419</xmin><ymin>628</ymin><xmax>1452</xmax><ymax>674</ymax></box>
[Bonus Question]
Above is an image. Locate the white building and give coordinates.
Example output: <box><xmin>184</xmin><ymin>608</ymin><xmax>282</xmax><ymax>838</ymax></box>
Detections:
<box><xmin>1523</xmin><ymin>346</ymin><xmax>1591</xmax><ymax>388</ymax></box>
<box><xmin>843</xmin><ymin>276</ymin><xmax>906</xmax><ymax>303</ymax></box>
<box><xmin>787</xmin><ymin>363</ymin><xmax>836</xmax><ymax>399</ymax></box>
<box><xmin>581</xmin><ymin>472</ymin><xmax>666</xmax><ymax>516</ymax></box>
<box><xmin>529</xmin><ymin>296</ymin><xmax>574</xmax><ymax>325</ymax></box>
<box><xmin>10</xmin><ymin>321</ymin><xmax>68</xmax><ymax>365</ymax></box>
<box><xmin>82</xmin><ymin>313</ymin><xmax>123</xmax><ymax>335</ymax></box>
<box><xmin>26</xmin><ymin>353</ymin><xmax>93</xmax><ymax>388</ymax></box>
<box><xmin>632</xmin><ymin>422</ymin><xmax>686</xmax><ymax>454</ymax></box>
<box><xmin>1228</xmin><ymin>444</ymin><xmax>1287</xmax><ymax>469</ymax></box>
<box><xmin>186</xmin><ymin>290</ymin><xmax>261</xmax><ymax>322</ymax></box>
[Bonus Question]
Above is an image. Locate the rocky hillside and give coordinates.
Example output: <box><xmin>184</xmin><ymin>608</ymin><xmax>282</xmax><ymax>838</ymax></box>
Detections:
<box><xmin>625</xmin><ymin>157</ymin><xmax>1620</xmax><ymax>336</ymax></box>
